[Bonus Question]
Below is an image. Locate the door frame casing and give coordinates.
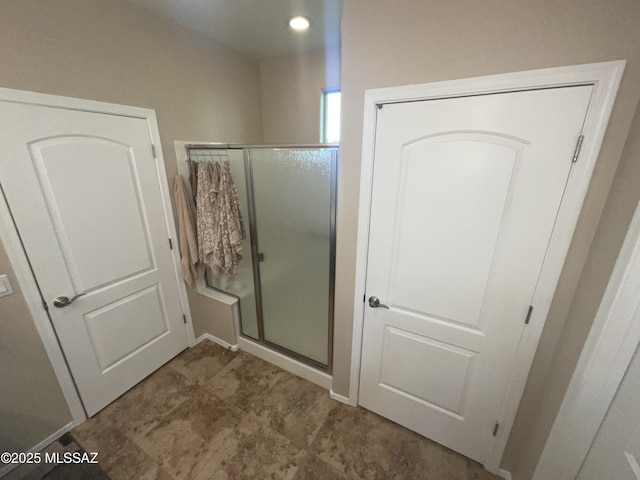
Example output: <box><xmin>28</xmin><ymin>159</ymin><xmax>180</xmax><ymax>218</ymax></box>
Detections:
<box><xmin>348</xmin><ymin>61</ymin><xmax>625</xmax><ymax>472</ymax></box>
<box><xmin>533</xmin><ymin>202</ymin><xmax>640</xmax><ymax>477</ymax></box>
<box><xmin>0</xmin><ymin>87</ymin><xmax>196</xmax><ymax>426</ymax></box>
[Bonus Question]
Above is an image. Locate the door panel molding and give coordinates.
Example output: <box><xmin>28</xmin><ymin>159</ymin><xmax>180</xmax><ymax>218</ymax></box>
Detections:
<box><xmin>349</xmin><ymin>61</ymin><xmax>625</xmax><ymax>473</ymax></box>
<box><xmin>0</xmin><ymin>87</ymin><xmax>195</xmax><ymax>427</ymax></box>
<box><xmin>30</xmin><ymin>136</ymin><xmax>156</xmax><ymax>292</ymax></box>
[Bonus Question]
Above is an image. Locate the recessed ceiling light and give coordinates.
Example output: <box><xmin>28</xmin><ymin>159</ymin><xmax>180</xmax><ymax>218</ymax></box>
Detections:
<box><xmin>288</xmin><ymin>16</ymin><xmax>311</xmax><ymax>31</ymax></box>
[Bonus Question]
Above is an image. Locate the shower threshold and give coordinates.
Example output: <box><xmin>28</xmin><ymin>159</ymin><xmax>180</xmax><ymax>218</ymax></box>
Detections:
<box><xmin>237</xmin><ymin>335</ymin><xmax>332</xmax><ymax>390</ymax></box>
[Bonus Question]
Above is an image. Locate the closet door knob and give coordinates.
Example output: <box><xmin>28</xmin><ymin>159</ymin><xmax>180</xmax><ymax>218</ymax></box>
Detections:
<box><xmin>368</xmin><ymin>296</ymin><xmax>389</xmax><ymax>309</ymax></box>
<box><xmin>53</xmin><ymin>293</ymin><xmax>86</xmax><ymax>308</ymax></box>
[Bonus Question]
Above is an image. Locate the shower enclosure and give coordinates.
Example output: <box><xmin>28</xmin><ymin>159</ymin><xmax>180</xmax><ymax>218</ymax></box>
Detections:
<box><xmin>187</xmin><ymin>145</ymin><xmax>336</xmax><ymax>371</ymax></box>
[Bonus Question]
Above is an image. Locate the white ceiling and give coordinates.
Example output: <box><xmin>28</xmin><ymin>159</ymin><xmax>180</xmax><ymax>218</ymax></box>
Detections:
<box><xmin>126</xmin><ymin>0</ymin><xmax>341</xmax><ymax>59</ymax></box>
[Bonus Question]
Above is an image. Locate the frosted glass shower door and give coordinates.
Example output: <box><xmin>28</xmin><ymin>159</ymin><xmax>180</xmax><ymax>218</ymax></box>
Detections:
<box><xmin>249</xmin><ymin>148</ymin><xmax>335</xmax><ymax>367</ymax></box>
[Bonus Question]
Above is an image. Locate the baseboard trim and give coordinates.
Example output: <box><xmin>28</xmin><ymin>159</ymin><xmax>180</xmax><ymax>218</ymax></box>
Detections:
<box><xmin>0</xmin><ymin>421</ymin><xmax>75</xmax><ymax>477</ymax></box>
<box><xmin>237</xmin><ymin>336</ymin><xmax>332</xmax><ymax>390</ymax></box>
<box><xmin>196</xmin><ymin>333</ymin><xmax>239</xmax><ymax>352</ymax></box>
<box><xmin>329</xmin><ymin>389</ymin><xmax>356</xmax><ymax>406</ymax></box>
<box><xmin>497</xmin><ymin>468</ymin><xmax>512</xmax><ymax>480</ymax></box>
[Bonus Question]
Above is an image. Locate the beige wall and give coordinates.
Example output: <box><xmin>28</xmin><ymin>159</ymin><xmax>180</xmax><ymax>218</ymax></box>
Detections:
<box><xmin>0</xmin><ymin>0</ymin><xmax>262</xmax><ymax>449</ymax></box>
<box><xmin>335</xmin><ymin>1</ymin><xmax>640</xmax><ymax>478</ymax></box>
<box><xmin>260</xmin><ymin>49</ymin><xmax>340</xmax><ymax>143</ymax></box>
<box><xmin>0</xmin><ymin>247</ymin><xmax>72</xmax><ymax>453</ymax></box>
<box><xmin>188</xmin><ymin>288</ymin><xmax>237</xmax><ymax>344</ymax></box>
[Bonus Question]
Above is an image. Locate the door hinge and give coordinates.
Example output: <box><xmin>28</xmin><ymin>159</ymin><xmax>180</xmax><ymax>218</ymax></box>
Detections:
<box><xmin>168</xmin><ymin>238</ymin><xmax>173</xmax><ymax>250</ymax></box>
<box><xmin>42</xmin><ymin>299</ymin><xmax>49</xmax><ymax>311</ymax></box>
<box><xmin>493</xmin><ymin>421</ymin><xmax>500</xmax><ymax>436</ymax></box>
<box><xmin>572</xmin><ymin>135</ymin><xmax>584</xmax><ymax>163</ymax></box>
<box><xmin>363</xmin><ymin>294</ymin><xmax>366</xmax><ymax>303</ymax></box>
<box><xmin>182</xmin><ymin>314</ymin><xmax>187</xmax><ymax>324</ymax></box>
<box><xmin>151</xmin><ymin>144</ymin><xmax>157</xmax><ymax>159</ymax></box>
<box><xmin>525</xmin><ymin>305</ymin><xmax>534</xmax><ymax>325</ymax></box>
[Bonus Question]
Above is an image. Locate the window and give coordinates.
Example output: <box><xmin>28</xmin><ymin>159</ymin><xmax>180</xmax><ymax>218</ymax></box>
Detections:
<box><xmin>321</xmin><ymin>88</ymin><xmax>341</xmax><ymax>143</ymax></box>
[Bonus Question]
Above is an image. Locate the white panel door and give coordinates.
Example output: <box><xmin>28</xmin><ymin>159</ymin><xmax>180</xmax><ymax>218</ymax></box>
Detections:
<box><xmin>359</xmin><ymin>86</ymin><xmax>593</xmax><ymax>463</ymax></box>
<box><xmin>0</xmin><ymin>102</ymin><xmax>188</xmax><ymax>416</ymax></box>
<box><xmin>578</xmin><ymin>344</ymin><xmax>640</xmax><ymax>480</ymax></box>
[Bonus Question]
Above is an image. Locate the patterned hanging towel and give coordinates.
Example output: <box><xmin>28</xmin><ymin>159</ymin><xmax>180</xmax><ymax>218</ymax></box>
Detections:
<box><xmin>196</xmin><ymin>161</ymin><xmax>219</xmax><ymax>270</ymax></box>
<box><xmin>189</xmin><ymin>159</ymin><xmax>198</xmax><ymax>200</ymax></box>
<box><xmin>210</xmin><ymin>160</ymin><xmax>247</xmax><ymax>278</ymax></box>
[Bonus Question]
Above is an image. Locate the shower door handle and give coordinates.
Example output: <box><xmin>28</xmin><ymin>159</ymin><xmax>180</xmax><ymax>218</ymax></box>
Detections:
<box><xmin>368</xmin><ymin>296</ymin><xmax>389</xmax><ymax>309</ymax></box>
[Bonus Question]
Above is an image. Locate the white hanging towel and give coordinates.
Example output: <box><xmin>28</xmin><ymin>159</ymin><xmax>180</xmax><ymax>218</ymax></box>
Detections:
<box><xmin>173</xmin><ymin>174</ymin><xmax>201</xmax><ymax>286</ymax></box>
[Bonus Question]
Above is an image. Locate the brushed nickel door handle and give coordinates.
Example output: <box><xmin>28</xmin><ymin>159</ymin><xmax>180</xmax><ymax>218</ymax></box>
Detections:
<box><xmin>368</xmin><ymin>296</ymin><xmax>389</xmax><ymax>309</ymax></box>
<box><xmin>53</xmin><ymin>293</ymin><xmax>86</xmax><ymax>308</ymax></box>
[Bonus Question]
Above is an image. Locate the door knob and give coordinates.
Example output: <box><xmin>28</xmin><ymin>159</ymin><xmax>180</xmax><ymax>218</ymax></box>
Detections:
<box><xmin>368</xmin><ymin>296</ymin><xmax>389</xmax><ymax>309</ymax></box>
<box><xmin>53</xmin><ymin>293</ymin><xmax>85</xmax><ymax>308</ymax></box>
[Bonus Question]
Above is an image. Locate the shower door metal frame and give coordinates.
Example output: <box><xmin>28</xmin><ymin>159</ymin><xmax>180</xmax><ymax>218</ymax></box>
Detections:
<box><xmin>244</xmin><ymin>145</ymin><xmax>337</xmax><ymax>373</ymax></box>
<box><xmin>186</xmin><ymin>143</ymin><xmax>337</xmax><ymax>373</ymax></box>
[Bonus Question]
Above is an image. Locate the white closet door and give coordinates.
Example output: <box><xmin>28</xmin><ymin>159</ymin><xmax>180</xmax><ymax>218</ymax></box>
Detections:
<box><xmin>0</xmin><ymin>101</ymin><xmax>188</xmax><ymax>416</ymax></box>
<box><xmin>359</xmin><ymin>85</ymin><xmax>592</xmax><ymax>463</ymax></box>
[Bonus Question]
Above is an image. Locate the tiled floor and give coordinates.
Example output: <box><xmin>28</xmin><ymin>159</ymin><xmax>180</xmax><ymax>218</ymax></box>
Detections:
<box><xmin>72</xmin><ymin>340</ymin><xmax>501</xmax><ymax>480</ymax></box>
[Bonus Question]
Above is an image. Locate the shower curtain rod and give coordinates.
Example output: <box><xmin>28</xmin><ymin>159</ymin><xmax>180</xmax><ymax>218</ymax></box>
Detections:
<box><xmin>186</xmin><ymin>145</ymin><xmax>231</xmax><ymax>164</ymax></box>
<box><xmin>185</xmin><ymin>143</ymin><xmax>338</xmax><ymax>150</ymax></box>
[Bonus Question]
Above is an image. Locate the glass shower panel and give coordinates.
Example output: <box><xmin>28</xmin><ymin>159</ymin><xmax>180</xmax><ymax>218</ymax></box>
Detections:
<box><xmin>200</xmin><ymin>148</ymin><xmax>259</xmax><ymax>340</ymax></box>
<box><xmin>249</xmin><ymin>148</ymin><xmax>334</xmax><ymax>366</ymax></box>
